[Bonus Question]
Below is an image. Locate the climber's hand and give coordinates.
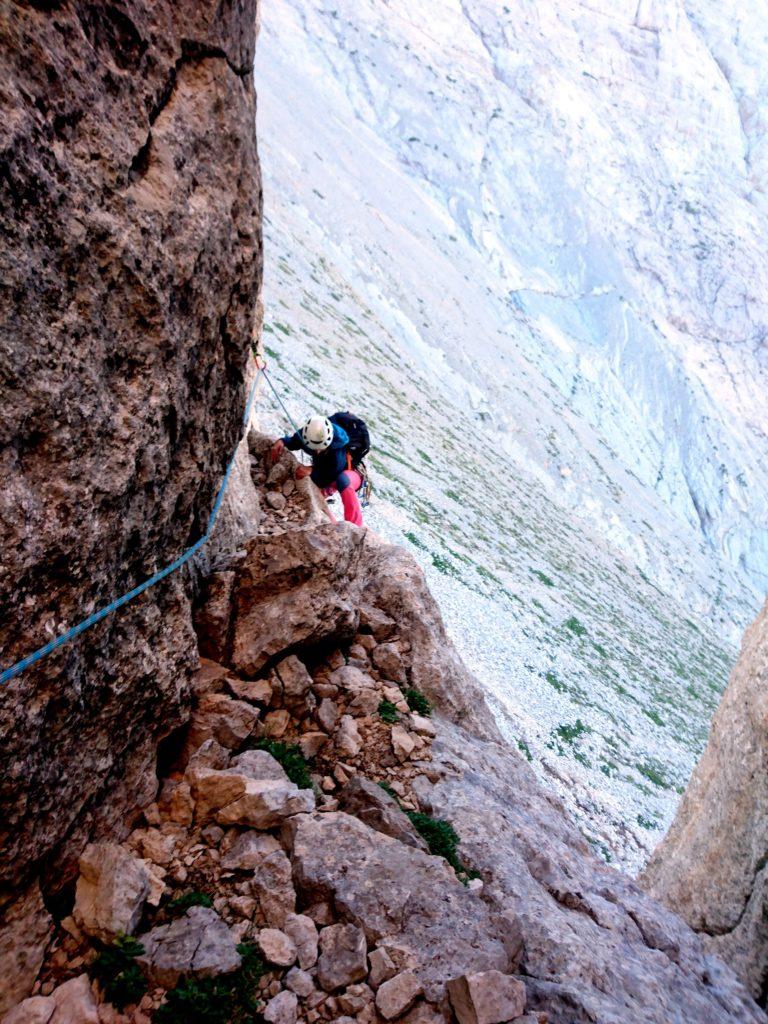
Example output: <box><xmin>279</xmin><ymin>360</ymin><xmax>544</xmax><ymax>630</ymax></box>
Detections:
<box><xmin>295</xmin><ymin>464</ymin><xmax>312</xmax><ymax>481</ymax></box>
<box><xmin>269</xmin><ymin>439</ymin><xmax>284</xmax><ymax>464</ymax></box>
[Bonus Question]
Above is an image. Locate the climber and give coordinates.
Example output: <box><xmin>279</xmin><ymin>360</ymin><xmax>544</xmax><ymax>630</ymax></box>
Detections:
<box><xmin>269</xmin><ymin>413</ymin><xmax>367</xmax><ymax>527</ymax></box>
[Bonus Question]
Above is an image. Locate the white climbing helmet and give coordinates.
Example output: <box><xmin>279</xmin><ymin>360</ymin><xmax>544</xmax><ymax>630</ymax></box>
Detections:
<box><xmin>301</xmin><ymin>415</ymin><xmax>334</xmax><ymax>452</ymax></box>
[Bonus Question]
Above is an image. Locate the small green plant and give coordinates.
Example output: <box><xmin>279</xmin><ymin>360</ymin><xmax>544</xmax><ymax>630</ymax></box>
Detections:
<box><xmin>155</xmin><ymin>942</ymin><xmax>266</xmax><ymax>1024</ymax></box>
<box><xmin>91</xmin><ymin>934</ymin><xmax>147</xmax><ymax>1010</ymax></box>
<box><xmin>253</xmin><ymin>739</ymin><xmax>312</xmax><ymax>789</ymax></box>
<box><xmin>404</xmin><ymin>687</ymin><xmax>432</xmax><ymax>717</ymax></box>
<box><xmin>563</xmin><ymin>616</ymin><xmax>587</xmax><ymax>637</ymax></box>
<box><xmin>406</xmin><ymin>811</ymin><xmax>478</xmax><ymax>883</ymax></box>
<box><xmin>556</xmin><ymin>719</ymin><xmax>590</xmax><ymax>744</ymax></box>
<box><xmin>166</xmin><ymin>891</ymin><xmax>213</xmax><ymax>916</ymax></box>
<box><xmin>544</xmin><ymin>670</ymin><xmax>567</xmax><ymax>693</ymax></box>
<box><xmin>516</xmin><ymin>738</ymin><xmax>533</xmax><ymax>762</ymax></box>
<box><xmin>378</xmin><ymin>699</ymin><xmax>398</xmax><ymax>724</ymax></box>
<box><xmin>531</xmin><ymin>569</ymin><xmax>555</xmax><ymax>587</ymax></box>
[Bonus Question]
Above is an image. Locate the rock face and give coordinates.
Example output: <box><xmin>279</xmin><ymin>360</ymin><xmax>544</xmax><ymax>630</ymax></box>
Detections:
<box><xmin>0</xmin><ymin>0</ymin><xmax>261</xmax><ymax>957</ymax></box>
<box><xmin>423</xmin><ymin>721</ymin><xmax>765</xmax><ymax>1024</ymax></box>
<box><xmin>643</xmin><ymin>597</ymin><xmax>768</xmax><ymax>998</ymax></box>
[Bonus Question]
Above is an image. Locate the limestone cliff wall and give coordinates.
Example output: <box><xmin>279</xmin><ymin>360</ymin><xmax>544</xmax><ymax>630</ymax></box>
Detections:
<box><xmin>0</xmin><ymin>0</ymin><xmax>261</xmax><ymax>944</ymax></box>
<box><xmin>643</xmin><ymin>597</ymin><xmax>768</xmax><ymax>999</ymax></box>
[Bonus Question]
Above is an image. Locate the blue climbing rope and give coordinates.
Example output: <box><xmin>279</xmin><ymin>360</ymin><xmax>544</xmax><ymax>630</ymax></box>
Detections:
<box><xmin>0</xmin><ymin>368</ymin><xmax>264</xmax><ymax>686</ymax></box>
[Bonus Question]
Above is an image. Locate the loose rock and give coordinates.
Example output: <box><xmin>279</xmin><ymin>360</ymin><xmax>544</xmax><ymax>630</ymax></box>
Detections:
<box><xmin>264</xmin><ymin>990</ymin><xmax>298</xmax><ymax>1024</ymax></box>
<box><xmin>258</xmin><ymin>928</ymin><xmax>298</xmax><ymax>967</ymax></box>
<box><xmin>376</xmin><ymin>972</ymin><xmax>424</xmax><ymax>1020</ymax></box>
<box><xmin>73</xmin><ymin>844</ymin><xmax>152</xmax><ymax>943</ymax></box>
<box><xmin>316</xmin><ymin>923</ymin><xmax>368</xmax><ymax>992</ymax></box>
<box><xmin>137</xmin><ymin>906</ymin><xmax>241</xmax><ymax>987</ymax></box>
<box><xmin>446</xmin><ymin>971</ymin><xmax>526</xmax><ymax>1024</ymax></box>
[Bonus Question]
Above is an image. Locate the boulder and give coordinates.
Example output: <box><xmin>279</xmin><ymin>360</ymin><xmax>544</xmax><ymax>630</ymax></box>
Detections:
<box><xmin>0</xmin><ymin>881</ymin><xmax>52</xmax><ymax>1017</ymax></box>
<box><xmin>335</xmin><ymin>716</ymin><xmax>363</xmax><ymax>758</ymax></box>
<box><xmin>271</xmin><ymin>655</ymin><xmax>314</xmax><ymax>714</ymax></box>
<box><xmin>137</xmin><ymin>906</ymin><xmax>241</xmax><ymax>987</ymax></box>
<box><xmin>446</xmin><ymin>972</ymin><xmax>526</xmax><ymax>1024</ymax></box>
<box><xmin>391</xmin><ymin>725</ymin><xmax>416</xmax><ymax>762</ymax></box>
<box><xmin>285</xmin><ymin>967</ymin><xmax>315</xmax><ymax>998</ymax></box>
<box><xmin>190</xmin><ymin>751</ymin><xmax>315</xmax><ymax>828</ymax></box>
<box><xmin>375</xmin><ymin>972</ymin><xmax>424</xmax><ymax>1020</ymax></box>
<box><xmin>263</xmin><ymin>990</ymin><xmax>298</xmax><ymax>1024</ymax></box>
<box><xmin>230</xmin><ymin>526</ymin><xmax>368</xmax><ymax>675</ymax></box>
<box><xmin>4</xmin><ymin>975</ymin><xmax>100</xmax><ymax>1024</ymax></box>
<box><xmin>222</xmin><ymin>831</ymin><xmax>282</xmax><ymax>871</ymax></box>
<box><xmin>338</xmin><ymin>777</ymin><xmax>428</xmax><ymax>852</ymax></box>
<box><xmin>317</xmin><ymin>698</ymin><xmax>339</xmax><ymax>734</ymax></box>
<box><xmin>317</xmin><ymin>923</ymin><xmax>369</xmax><ymax>992</ymax></box>
<box><xmin>643</xmin><ymin>597</ymin><xmax>768</xmax><ymax>996</ymax></box>
<box><xmin>258</xmin><ymin>928</ymin><xmax>298</xmax><ymax>967</ymax></box>
<box><xmin>284</xmin><ymin>913</ymin><xmax>319</xmax><ymax>969</ymax></box>
<box><xmin>184</xmin><ymin>693</ymin><xmax>259</xmax><ymax>756</ymax></box>
<box><xmin>284</xmin><ymin>812</ymin><xmax>508</xmax><ymax>1001</ymax></box>
<box><xmin>299</xmin><ymin>732</ymin><xmax>330</xmax><ymax>759</ymax></box>
<box><xmin>73</xmin><ymin>843</ymin><xmax>153</xmax><ymax>943</ymax></box>
<box><xmin>251</xmin><ymin>842</ymin><xmax>297</xmax><ymax>927</ymax></box>
<box><xmin>372</xmin><ymin>644</ymin><xmax>407</xmax><ymax>685</ymax></box>
<box><xmin>368</xmin><ymin>947</ymin><xmax>398</xmax><ymax>989</ymax></box>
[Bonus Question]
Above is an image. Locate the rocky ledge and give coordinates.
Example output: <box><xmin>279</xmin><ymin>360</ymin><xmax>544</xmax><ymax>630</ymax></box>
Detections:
<box><xmin>4</xmin><ymin>440</ymin><xmax>764</xmax><ymax>1024</ymax></box>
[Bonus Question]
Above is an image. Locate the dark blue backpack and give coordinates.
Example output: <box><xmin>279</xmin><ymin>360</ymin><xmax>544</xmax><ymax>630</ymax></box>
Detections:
<box><xmin>330</xmin><ymin>411</ymin><xmax>370</xmax><ymax>468</ymax></box>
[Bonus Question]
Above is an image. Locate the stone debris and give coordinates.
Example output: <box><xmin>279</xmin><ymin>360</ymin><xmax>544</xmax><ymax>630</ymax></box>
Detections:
<box><xmin>137</xmin><ymin>906</ymin><xmax>242</xmax><ymax>987</ymax></box>
<box><xmin>446</xmin><ymin>971</ymin><xmax>526</xmax><ymax>1024</ymax></box>
<box><xmin>4</xmin><ymin>975</ymin><xmax>100</xmax><ymax>1024</ymax></box>
<box><xmin>284</xmin><ymin>913</ymin><xmax>319</xmax><ymax>970</ymax></box>
<box><xmin>368</xmin><ymin>947</ymin><xmax>398</xmax><ymax>989</ymax></box>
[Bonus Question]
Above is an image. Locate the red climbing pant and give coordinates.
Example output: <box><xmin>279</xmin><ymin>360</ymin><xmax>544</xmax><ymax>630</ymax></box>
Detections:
<box><xmin>323</xmin><ymin>469</ymin><xmax>363</xmax><ymax>527</ymax></box>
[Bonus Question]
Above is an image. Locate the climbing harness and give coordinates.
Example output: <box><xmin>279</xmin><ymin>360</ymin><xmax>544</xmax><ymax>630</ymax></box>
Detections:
<box><xmin>0</xmin><ymin>368</ymin><xmax>264</xmax><ymax>686</ymax></box>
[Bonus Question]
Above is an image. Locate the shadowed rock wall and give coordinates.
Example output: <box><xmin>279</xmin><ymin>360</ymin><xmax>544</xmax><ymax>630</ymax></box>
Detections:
<box><xmin>643</xmin><ymin>598</ymin><xmax>768</xmax><ymax>1000</ymax></box>
<box><xmin>0</xmin><ymin>0</ymin><xmax>261</xmax><ymax>977</ymax></box>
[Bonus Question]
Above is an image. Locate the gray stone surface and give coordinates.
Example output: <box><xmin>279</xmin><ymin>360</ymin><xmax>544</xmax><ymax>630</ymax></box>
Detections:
<box><xmin>137</xmin><ymin>906</ymin><xmax>241</xmax><ymax>987</ymax></box>
<box><xmin>424</xmin><ymin>722</ymin><xmax>765</xmax><ymax>1024</ymax></box>
<box><xmin>338</xmin><ymin>776</ymin><xmax>428</xmax><ymax>852</ymax></box>
<box><xmin>284</xmin><ymin>812</ymin><xmax>509</xmax><ymax>1001</ymax></box>
<box><xmin>73</xmin><ymin>843</ymin><xmax>152</xmax><ymax>943</ymax></box>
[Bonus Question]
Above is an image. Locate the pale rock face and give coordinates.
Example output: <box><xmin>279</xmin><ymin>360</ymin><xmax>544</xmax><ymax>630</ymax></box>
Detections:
<box><xmin>137</xmin><ymin>906</ymin><xmax>242</xmax><ymax>987</ymax></box>
<box><xmin>73</xmin><ymin>843</ymin><xmax>152</xmax><ymax>943</ymax></box>
<box><xmin>254</xmin><ymin>0</ymin><xmax>768</xmax><ymax>859</ymax></box>
<box><xmin>642</xmin><ymin>597</ymin><xmax>768</xmax><ymax>997</ymax></box>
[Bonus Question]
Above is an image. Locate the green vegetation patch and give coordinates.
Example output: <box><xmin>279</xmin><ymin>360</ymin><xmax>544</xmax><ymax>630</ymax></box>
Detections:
<box><xmin>635</xmin><ymin>759</ymin><xmax>671</xmax><ymax>790</ymax></box>
<box><xmin>531</xmin><ymin>569</ymin><xmax>555</xmax><ymax>587</ymax></box>
<box><xmin>155</xmin><ymin>942</ymin><xmax>266</xmax><ymax>1024</ymax></box>
<box><xmin>252</xmin><ymin>739</ymin><xmax>313</xmax><ymax>790</ymax></box>
<box><xmin>404</xmin><ymin>687</ymin><xmax>432</xmax><ymax>717</ymax></box>
<box><xmin>90</xmin><ymin>934</ymin><xmax>147</xmax><ymax>1010</ymax></box>
<box><xmin>563</xmin><ymin>616</ymin><xmax>587</xmax><ymax>637</ymax></box>
<box><xmin>166</xmin><ymin>891</ymin><xmax>213</xmax><ymax>916</ymax></box>
<box><xmin>406</xmin><ymin>812</ymin><xmax>478</xmax><ymax>883</ymax></box>
<box><xmin>378</xmin><ymin>699</ymin><xmax>398</xmax><ymax>724</ymax></box>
